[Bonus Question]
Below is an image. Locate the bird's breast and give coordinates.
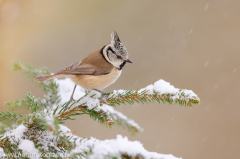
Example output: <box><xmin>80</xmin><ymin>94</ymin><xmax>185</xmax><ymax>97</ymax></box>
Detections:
<box><xmin>70</xmin><ymin>68</ymin><xmax>122</xmax><ymax>90</ymax></box>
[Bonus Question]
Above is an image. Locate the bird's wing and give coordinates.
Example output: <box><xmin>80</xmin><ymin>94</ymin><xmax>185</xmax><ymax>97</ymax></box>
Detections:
<box><xmin>55</xmin><ymin>50</ymin><xmax>113</xmax><ymax>76</ymax></box>
<box><xmin>55</xmin><ymin>60</ymin><xmax>111</xmax><ymax>75</ymax></box>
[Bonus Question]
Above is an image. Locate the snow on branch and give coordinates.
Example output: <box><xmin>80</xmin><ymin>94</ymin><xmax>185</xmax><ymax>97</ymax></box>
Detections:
<box><xmin>105</xmin><ymin>80</ymin><xmax>199</xmax><ymax>107</ymax></box>
<box><xmin>53</xmin><ymin>78</ymin><xmax>200</xmax><ymax>129</ymax></box>
<box><xmin>69</xmin><ymin>131</ymin><xmax>180</xmax><ymax>159</ymax></box>
<box><xmin>104</xmin><ymin>104</ymin><xmax>143</xmax><ymax>133</ymax></box>
<box><xmin>54</xmin><ymin>78</ymin><xmax>143</xmax><ymax>132</ymax></box>
<box><xmin>0</xmin><ymin>62</ymin><xmax>199</xmax><ymax>159</ymax></box>
<box><xmin>0</xmin><ymin>124</ymin><xmax>181</xmax><ymax>159</ymax></box>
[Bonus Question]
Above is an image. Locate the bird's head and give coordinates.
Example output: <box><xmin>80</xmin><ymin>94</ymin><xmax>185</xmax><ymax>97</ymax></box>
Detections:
<box><xmin>102</xmin><ymin>31</ymin><xmax>132</xmax><ymax>70</ymax></box>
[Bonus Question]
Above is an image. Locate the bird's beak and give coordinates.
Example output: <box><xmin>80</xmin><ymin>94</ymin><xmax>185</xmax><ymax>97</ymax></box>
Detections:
<box><xmin>125</xmin><ymin>59</ymin><xmax>133</xmax><ymax>63</ymax></box>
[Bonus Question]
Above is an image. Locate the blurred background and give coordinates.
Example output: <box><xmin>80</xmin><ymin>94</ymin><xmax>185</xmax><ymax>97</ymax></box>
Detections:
<box><xmin>0</xmin><ymin>0</ymin><xmax>240</xmax><ymax>158</ymax></box>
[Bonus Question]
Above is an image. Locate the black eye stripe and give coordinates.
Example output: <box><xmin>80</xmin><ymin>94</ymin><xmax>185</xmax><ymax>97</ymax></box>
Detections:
<box><xmin>107</xmin><ymin>47</ymin><xmax>114</xmax><ymax>53</ymax></box>
<box><xmin>107</xmin><ymin>46</ymin><xmax>122</xmax><ymax>59</ymax></box>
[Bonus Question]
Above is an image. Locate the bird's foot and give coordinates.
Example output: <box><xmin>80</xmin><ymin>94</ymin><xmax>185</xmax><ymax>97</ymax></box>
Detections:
<box><xmin>93</xmin><ymin>89</ymin><xmax>109</xmax><ymax>104</ymax></box>
<box><xmin>65</xmin><ymin>97</ymin><xmax>76</xmax><ymax>107</ymax></box>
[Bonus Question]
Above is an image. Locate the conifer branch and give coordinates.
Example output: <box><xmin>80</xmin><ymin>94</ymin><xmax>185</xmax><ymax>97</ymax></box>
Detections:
<box><xmin>0</xmin><ymin>111</ymin><xmax>25</xmax><ymax>123</ymax></box>
<box><xmin>5</xmin><ymin>93</ymin><xmax>47</xmax><ymax>112</ymax></box>
<box><xmin>0</xmin><ymin>122</ymin><xmax>11</xmax><ymax>134</ymax></box>
<box><xmin>13</xmin><ymin>62</ymin><xmax>61</xmax><ymax>105</ymax></box>
<box><xmin>55</xmin><ymin>104</ymin><xmax>114</xmax><ymax>126</ymax></box>
<box><xmin>0</xmin><ymin>62</ymin><xmax>198</xmax><ymax>159</ymax></box>
<box><xmin>103</xmin><ymin>104</ymin><xmax>143</xmax><ymax>133</ymax></box>
<box><xmin>103</xmin><ymin>88</ymin><xmax>199</xmax><ymax>107</ymax></box>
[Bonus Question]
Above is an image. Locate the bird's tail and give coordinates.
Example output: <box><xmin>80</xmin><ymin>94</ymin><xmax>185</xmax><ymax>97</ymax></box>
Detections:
<box><xmin>34</xmin><ymin>74</ymin><xmax>65</xmax><ymax>82</ymax></box>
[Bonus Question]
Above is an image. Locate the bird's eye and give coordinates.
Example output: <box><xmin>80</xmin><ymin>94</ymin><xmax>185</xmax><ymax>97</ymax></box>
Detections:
<box><xmin>117</xmin><ymin>55</ymin><xmax>121</xmax><ymax>59</ymax></box>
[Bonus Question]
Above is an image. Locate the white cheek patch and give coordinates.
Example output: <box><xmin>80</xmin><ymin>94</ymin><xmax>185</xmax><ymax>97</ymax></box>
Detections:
<box><xmin>111</xmin><ymin>61</ymin><xmax>121</xmax><ymax>69</ymax></box>
<box><xmin>103</xmin><ymin>44</ymin><xmax>113</xmax><ymax>64</ymax></box>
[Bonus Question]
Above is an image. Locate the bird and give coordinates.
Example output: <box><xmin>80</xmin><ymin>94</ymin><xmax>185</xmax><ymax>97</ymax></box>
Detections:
<box><xmin>34</xmin><ymin>31</ymin><xmax>132</xmax><ymax>105</ymax></box>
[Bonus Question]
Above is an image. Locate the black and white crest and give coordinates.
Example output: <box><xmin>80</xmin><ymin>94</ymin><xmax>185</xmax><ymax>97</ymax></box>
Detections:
<box><xmin>110</xmin><ymin>31</ymin><xmax>128</xmax><ymax>56</ymax></box>
<box><xmin>111</xmin><ymin>31</ymin><xmax>121</xmax><ymax>49</ymax></box>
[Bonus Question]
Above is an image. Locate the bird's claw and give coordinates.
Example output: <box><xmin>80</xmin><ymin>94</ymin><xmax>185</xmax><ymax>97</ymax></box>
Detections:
<box><xmin>65</xmin><ymin>97</ymin><xmax>76</xmax><ymax>107</ymax></box>
<box><xmin>100</xmin><ymin>92</ymin><xmax>110</xmax><ymax>104</ymax></box>
<box><xmin>100</xmin><ymin>92</ymin><xmax>105</xmax><ymax>103</ymax></box>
